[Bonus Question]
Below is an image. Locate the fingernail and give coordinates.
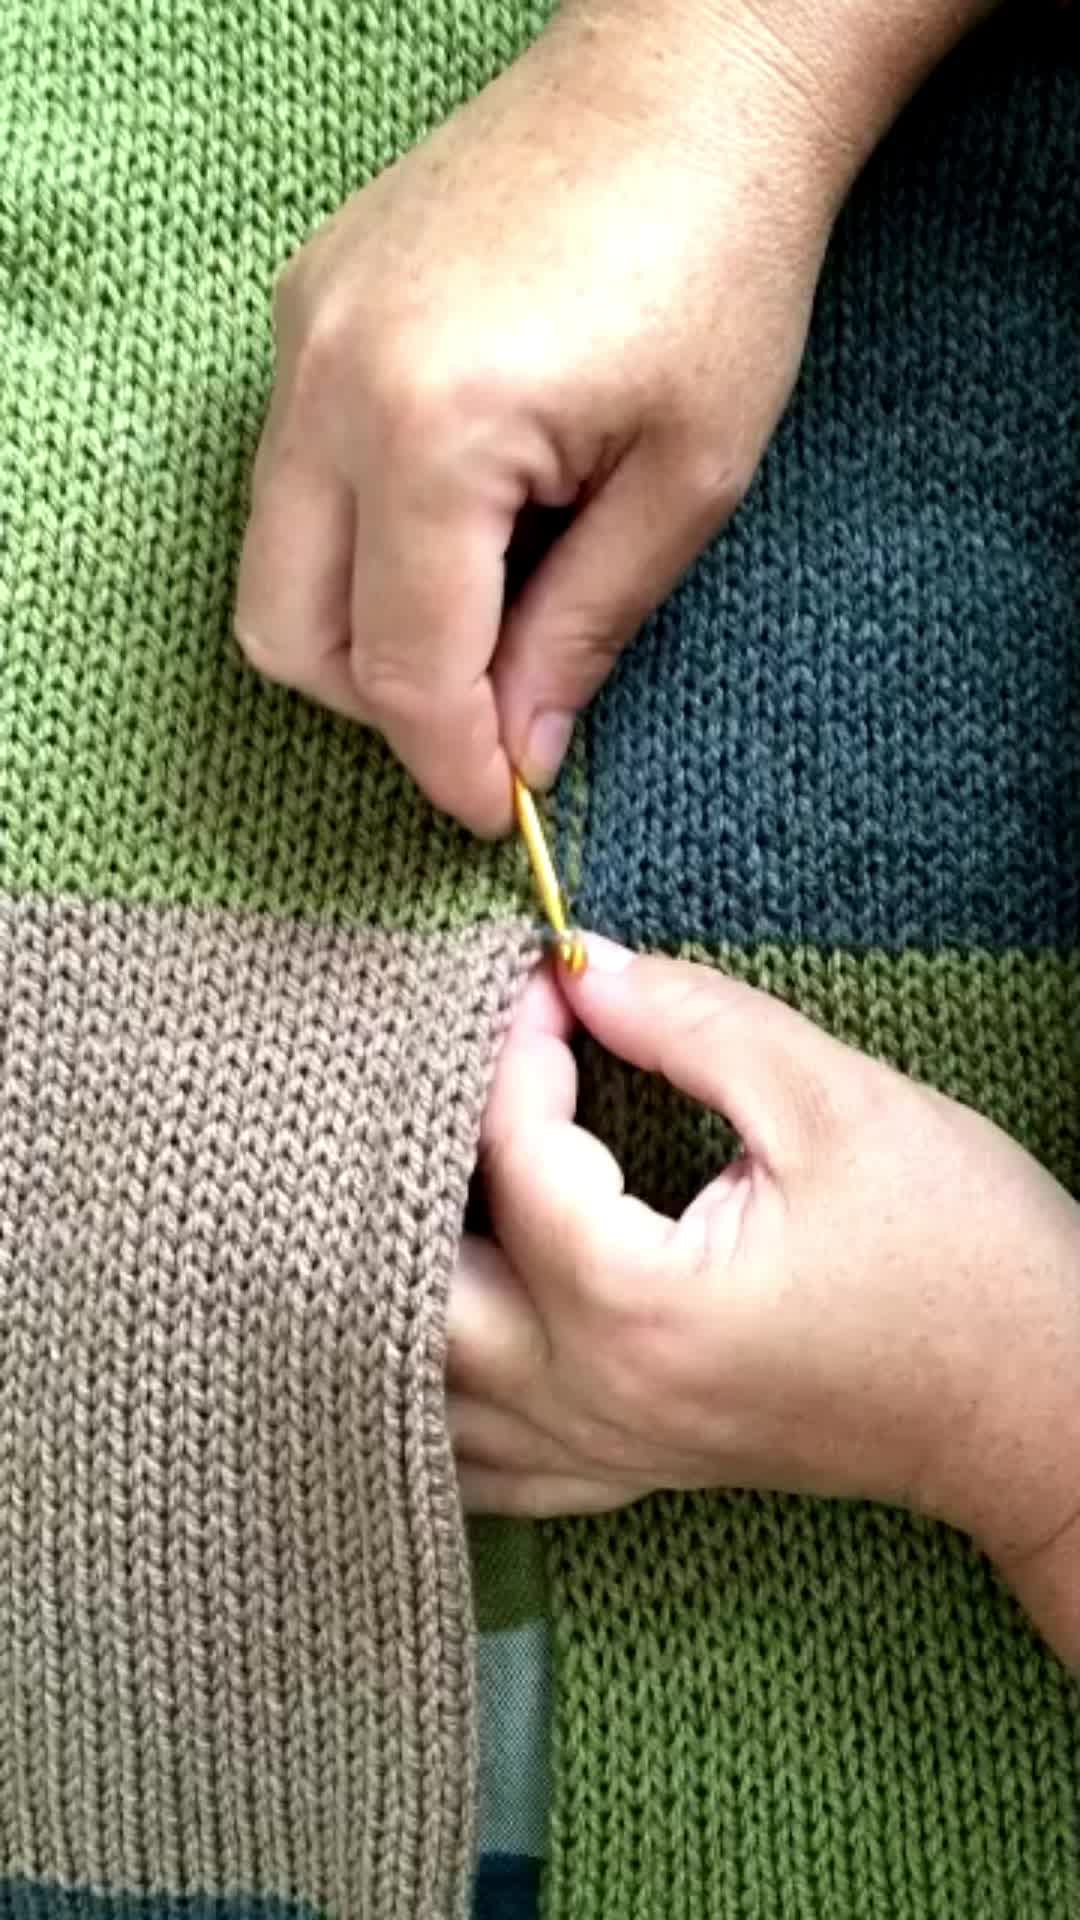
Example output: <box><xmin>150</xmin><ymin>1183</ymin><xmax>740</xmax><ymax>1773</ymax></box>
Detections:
<box><xmin>522</xmin><ymin>710</ymin><xmax>575</xmax><ymax>791</ymax></box>
<box><xmin>581</xmin><ymin>934</ymin><xmax>634</xmax><ymax>974</ymax></box>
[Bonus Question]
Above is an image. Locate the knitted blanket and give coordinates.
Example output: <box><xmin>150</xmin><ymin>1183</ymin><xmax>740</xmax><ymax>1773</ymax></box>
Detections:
<box><xmin>0</xmin><ymin>8</ymin><xmax>1078</xmax><ymax>1920</ymax></box>
<box><xmin>531</xmin><ymin>17</ymin><xmax>1080</xmax><ymax>1917</ymax></box>
<box><xmin>0</xmin><ymin>4</ymin><xmax>543</xmax><ymax>1917</ymax></box>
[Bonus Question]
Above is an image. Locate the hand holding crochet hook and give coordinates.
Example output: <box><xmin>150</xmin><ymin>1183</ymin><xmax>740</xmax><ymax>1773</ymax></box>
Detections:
<box><xmin>449</xmin><ymin>935</ymin><xmax>1080</xmax><ymax>1672</ymax></box>
<box><xmin>234</xmin><ymin>0</ymin><xmax>893</xmax><ymax>833</ymax></box>
<box><xmin>232</xmin><ymin>0</ymin><xmax>1080</xmax><ymax>1678</ymax></box>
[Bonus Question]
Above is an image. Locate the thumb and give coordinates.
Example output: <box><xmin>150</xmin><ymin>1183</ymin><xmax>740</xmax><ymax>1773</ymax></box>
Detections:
<box><xmin>563</xmin><ymin>937</ymin><xmax>852</xmax><ymax>1175</ymax></box>
<box><xmin>495</xmin><ymin>442</ymin><xmax>728</xmax><ymax>790</ymax></box>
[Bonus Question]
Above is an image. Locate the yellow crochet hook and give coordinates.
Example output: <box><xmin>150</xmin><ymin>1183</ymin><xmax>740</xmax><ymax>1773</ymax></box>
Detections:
<box><xmin>512</xmin><ymin>773</ymin><xmax>587</xmax><ymax>975</ymax></box>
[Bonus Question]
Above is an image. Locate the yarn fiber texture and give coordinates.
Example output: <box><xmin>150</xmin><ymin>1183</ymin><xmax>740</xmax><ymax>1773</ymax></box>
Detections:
<box><xmin>1</xmin><ymin>3</ymin><xmax>1078</xmax><ymax>1920</ymax></box>
<box><xmin>0</xmin><ymin>4</ymin><xmax>546</xmax><ymax>1919</ymax></box>
<box><xmin>539</xmin><ymin>14</ymin><xmax>1080</xmax><ymax>1918</ymax></box>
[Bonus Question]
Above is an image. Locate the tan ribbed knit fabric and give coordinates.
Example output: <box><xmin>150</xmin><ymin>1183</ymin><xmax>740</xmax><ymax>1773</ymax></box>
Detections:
<box><xmin>0</xmin><ymin>898</ymin><xmax>532</xmax><ymax>1917</ymax></box>
<box><xmin>0</xmin><ymin>0</ymin><xmax>549</xmax><ymax>1910</ymax></box>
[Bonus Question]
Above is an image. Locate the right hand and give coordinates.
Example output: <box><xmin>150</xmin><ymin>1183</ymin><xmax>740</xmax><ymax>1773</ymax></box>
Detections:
<box><xmin>449</xmin><ymin>941</ymin><xmax>1080</xmax><ymax>1669</ymax></box>
<box><xmin>234</xmin><ymin>0</ymin><xmax>854</xmax><ymax>832</ymax></box>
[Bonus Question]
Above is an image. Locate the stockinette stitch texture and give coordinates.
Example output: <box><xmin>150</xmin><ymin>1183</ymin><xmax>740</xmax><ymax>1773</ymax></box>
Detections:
<box><xmin>533</xmin><ymin>14</ymin><xmax>1080</xmax><ymax>1918</ymax></box>
<box><xmin>0</xmin><ymin>3</ymin><xmax>547</xmax><ymax>1919</ymax></box>
<box><xmin>1</xmin><ymin>9</ymin><xmax>1079</xmax><ymax>1920</ymax></box>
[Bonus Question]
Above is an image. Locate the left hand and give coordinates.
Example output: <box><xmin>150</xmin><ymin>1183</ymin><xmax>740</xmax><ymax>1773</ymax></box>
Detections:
<box><xmin>234</xmin><ymin>0</ymin><xmax>843</xmax><ymax>834</ymax></box>
<box><xmin>448</xmin><ymin>938</ymin><xmax>1080</xmax><ymax>1667</ymax></box>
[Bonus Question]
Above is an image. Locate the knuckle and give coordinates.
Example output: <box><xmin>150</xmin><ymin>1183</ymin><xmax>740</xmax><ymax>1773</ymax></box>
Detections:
<box><xmin>281</xmin><ymin>278</ymin><xmax>356</xmax><ymax>416</ymax></box>
<box><xmin>569</xmin><ymin>1237</ymin><xmax>663</xmax><ymax>1339</ymax></box>
<box><xmin>757</xmin><ymin>1024</ymin><xmax>848</xmax><ymax>1163</ymax></box>
<box><xmin>234</xmin><ymin>618</ymin><xmax>279</xmax><ymax>677</ymax></box>
<box><xmin>595</xmin><ymin>1327</ymin><xmax>662</xmax><ymax>1420</ymax></box>
<box><xmin>679</xmin><ymin>441</ymin><xmax>754</xmax><ymax>524</ymax></box>
<box><xmin>482</xmin><ymin>1134</ymin><xmax>562</xmax><ymax>1242</ymax></box>
<box><xmin>563</xmin><ymin>1220</ymin><xmax>629</xmax><ymax>1316</ymax></box>
<box><xmin>369</xmin><ymin>334</ymin><xmax>463</xmax><ymax>447</ymax></box>
<box><xmin>583</xmin><ymin>1311</ymin><xmax>693</xmax><ymax>1454</ymax></box>
<box><xmin>551</xmin><ymin>615</ymin><xmax>630</xmax><ymax>674</ymax></box>
<box><xmin>234</xmin><ymin>610</ymin><xmax>325</xmax><ymax>694</ymax></box>
<box><xmin>828</xmin><ymin>1049</ymin><xmax>909</xmax><ymax>1144</ymax></box>
<box><xmin>510</xmin><ymin>1480</ymin><xmax>561</xmax><ymax>1521</ymax></box>
<box><xmin>785</xmin><ymin>1069</ymin><xmax>847</xmax><ymax>1161</ymax></box>
<box><xmin>657</xmin><ymin>973</ymin><xmax>730</xmax><ymax>1061</ymax></box>
<box><xmin>350</xmin><ymin>652</ymin><xmax>418</xmax><ymax>716</ymax></box>
<box><xmin>772</xmin><ymin>1031</ymin><xmax>891</xmax><ymax>1172</ymax></box>
<box><xmin>270</xmin><ymin>252</ymin><xmax>305</xmax><ymax>338</ymax></box>
<box><xmin>503</xmin><ymin>1321</ymin><xmax>551</xmax><ymax>1396</ymax></box>
<box><xmin>296</xmin><ymin>298</ymin><xmax>350</xmax><ymax>393</ymax></box>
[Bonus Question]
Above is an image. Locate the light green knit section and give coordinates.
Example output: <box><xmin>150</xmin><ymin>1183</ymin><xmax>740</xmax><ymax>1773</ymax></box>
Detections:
<box><xmin>546</xmin><ymin>935</ymin><xmax>1080</xmax><ymax>1915</ymax></box>
<box><xmin>546</xmin><ymin>1492</ymin><xmax>1080</xmax><ymax>1920</ymax></box>
<box><xmin>474</xmin><ymin>942</ymin><xmax>1080</xmax><ymax>1646</ymax></box>
<box><xmin>0</xmin><ymin>0</ymin><xmax>552</xmax><ymax>925</ymax></box>
<box><xmin>658</xmin><ymin>942</ymin><xmax>1080</xmax><ymax>1191</ymax></box>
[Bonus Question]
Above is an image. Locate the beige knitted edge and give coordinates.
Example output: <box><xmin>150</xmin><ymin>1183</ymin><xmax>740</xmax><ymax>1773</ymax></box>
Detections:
<box><xmin>0</xmin><ymin>895</ymin><xmax>534</xmax><ymax>1920</ymax></box>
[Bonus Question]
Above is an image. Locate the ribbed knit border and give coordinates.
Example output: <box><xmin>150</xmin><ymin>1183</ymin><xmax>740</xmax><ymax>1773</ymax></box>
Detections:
<box><xmin>0</xmin><ymin>896</ymin><xmax>534</xmax><ymax>1920</ymax></box>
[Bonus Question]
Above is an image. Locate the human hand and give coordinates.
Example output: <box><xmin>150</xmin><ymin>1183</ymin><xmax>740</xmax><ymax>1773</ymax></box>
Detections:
<box><xmin>234</xmin><ymin>1</ymin><xmax>859</xmax><ymax>832</ymax></box>
<box><xmin>448</xmin><ymin>940</ymin><xmax>1080</xmax><ymax>1667</ymax></box>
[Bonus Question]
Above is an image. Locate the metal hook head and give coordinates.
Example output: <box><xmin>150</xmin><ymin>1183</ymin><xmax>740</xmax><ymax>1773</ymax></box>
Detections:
<box><xmin>554</xmin><ymin>930</ymin><xmax>587</xmax><ymax>976</ymax></box>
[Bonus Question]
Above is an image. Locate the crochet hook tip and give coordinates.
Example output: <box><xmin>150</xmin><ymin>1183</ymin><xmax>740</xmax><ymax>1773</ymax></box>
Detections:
<box><xmin>512</xmin><ymin>771</ymin><xmax>587</xmax><ymax>974</ymax></box>
<box><xmin>554</xmin><ymin>930</ymin><xmax>588</xmax><ymax>975</ymax></box>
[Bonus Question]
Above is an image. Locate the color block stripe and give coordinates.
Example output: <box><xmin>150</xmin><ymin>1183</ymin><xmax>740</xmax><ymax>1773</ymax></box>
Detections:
<box><xmin>0</xmin><ymin>1857</ymin><xmax>542</xmax><ymax>1919</ymax></box>
<box><xmin>476</xmin><ymin>1625</ymin><xmax>552</xmax><ymax>1860</ymax></box>
<box><xmin>545</xmin><ymin>1494</ymin><xmax>1080</xmax><ymax>1920</ymax></box>
<box><xmin>548</xmin><ymin>23</ymin><xmax>1080</xmax><ymax>1920</ymax></box>
<box><xmin>472</xmin><ymin>1857</ymin><xmax>541</xmax><ymax>1920</ymax></box>
<box><xmin>576</xmin><ymin>36</ymin><xmax>1079</xmax><ymax>960</ymax></box>
<box><xmin>0</xmin><ymin>677</ymin><xmax>532</xmax><ymax>928</ymax></box>
<box><xmin>0</xmin><ymin>0</ymin><xmax>551</xmax><ymax>925</ymax></box>
<box><xmin>0</xmin><ymin>895</ymin><xmax>531</xmax><ymax>1919</ymax></box>
<box><xmin>469</xmin><ymin>1520</ymin><xmax>548</xmax><ymax>1634</ymax></box>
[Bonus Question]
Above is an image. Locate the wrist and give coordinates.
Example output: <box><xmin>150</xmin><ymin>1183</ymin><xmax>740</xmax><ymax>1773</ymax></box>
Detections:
<box><xmin>552</xmin><ymin>0</ymin><xmax>1000</xmax><ymax>213</ymax></box>
<box><xmin>718</xmin><ymin>0</ymin><xmax>1003</xmax><ymax>188</ymax></box>
<box><xmin>929</xmin><ymin>1190</ymin><xmax>1080</xmax><ymax>1671</ymax></box>
<box><xmin>994</xmin><ymin>1504</ymin><xmax>1080</xmax><ymax>1675</ymax></box>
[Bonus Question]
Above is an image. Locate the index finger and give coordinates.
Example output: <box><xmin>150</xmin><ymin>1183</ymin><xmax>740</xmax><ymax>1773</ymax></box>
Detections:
<box><xmin>350</xmin><ymin>463</ymin><xmax>517</xmax><ymax>835</ymax></box>
<box><xmin>481</xmin><ymin>963</ymin><xmax>577</xmax><ymax>1155</ymax></box>
<box><xmin>482</xmin><ymin>963</ymin><xmax>678</xmax><ymax>1304</ymax></box>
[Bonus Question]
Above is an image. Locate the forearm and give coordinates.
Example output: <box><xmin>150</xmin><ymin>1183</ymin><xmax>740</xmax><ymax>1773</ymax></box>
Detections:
<box><xmin>552</xmin><ymin>0</ymin><xmax>1001</xmax><ymax>210</ymax></box>
<box><xmin>934</xmin><ymin>1190</ymin><xmax>1080</xmax><ymax>1674</ymax></box>
<box><xmin>980</xmin><ymin>1238</ymin><xmax>1080</xmax><ymax>1676</ymax></box>
<box><xmin>710</xmin><ymin>0</ymin><xmax>1002</xmax><ymax>175</ymax></box>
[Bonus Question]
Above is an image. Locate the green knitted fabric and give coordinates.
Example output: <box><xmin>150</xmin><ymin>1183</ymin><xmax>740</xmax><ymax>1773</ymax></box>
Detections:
<box><xmin>540</xmin><ymin>15</ymin><xmax>1080</xmax><ymax>1917</ymax></box>
<box><xmin>0</xmin><ymin>5</ymin><xmax>549</xmax><ymax>1920</ymax></box>
<box><xmin>2</xmin><ymin>3</ymin><xmax>1079</xmax><ymax>1920</ymax></box>
<box><xmin>0</xmin><ymin>0</ymin><xmax>554</xmax><ymax>926</ymax></box>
